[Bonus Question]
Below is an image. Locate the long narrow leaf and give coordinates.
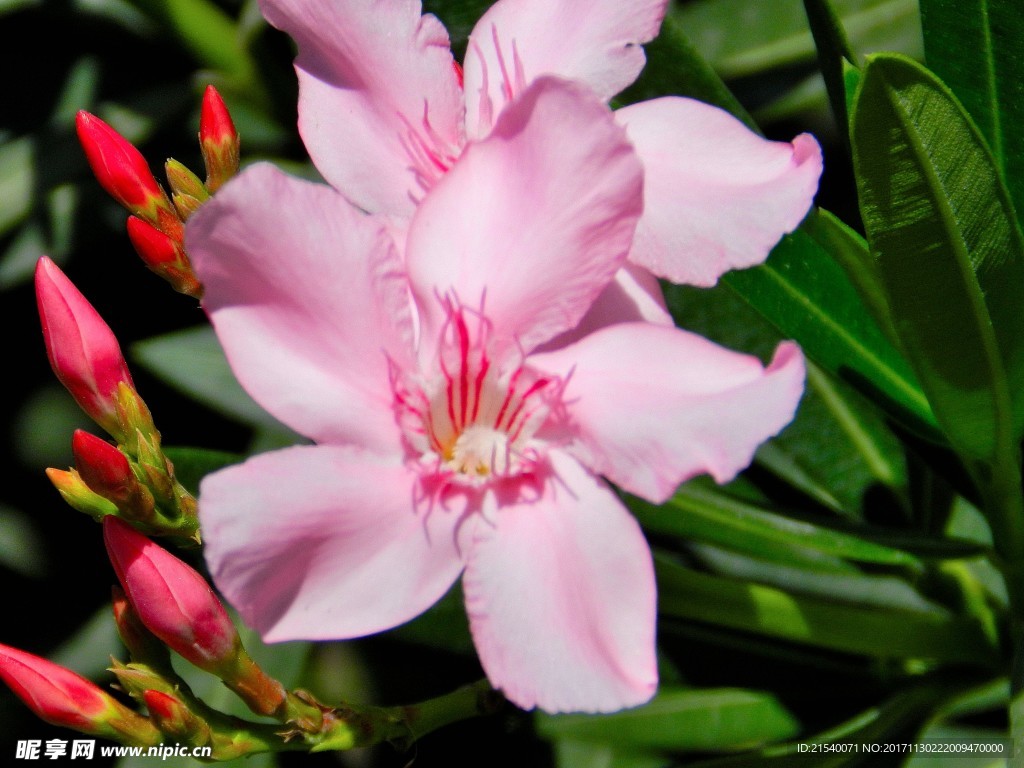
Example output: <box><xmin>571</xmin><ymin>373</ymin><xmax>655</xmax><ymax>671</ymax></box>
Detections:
<box><xmin>920</xmin><ymin>0</ymin><xmax>1024</xmax><ymax>216</ymax></box>
<box><xmin>851</xmin><ymin>53</ymin><xmax>1024</xmax><ymax>461</ymax></box>
<box><xmin>656</xmin><ymin>557</ymin><xmax>997</xmax><ymax>665</ymax></box>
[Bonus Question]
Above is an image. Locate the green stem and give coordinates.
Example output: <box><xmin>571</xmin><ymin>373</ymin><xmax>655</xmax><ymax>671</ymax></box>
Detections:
<box><xmin>972</xmin><ymin>448</ymin><xmax>1024</xmax><ymax>758</ymax></box>
<box><xmin>304</xmin><ymin>680</ymin><xmax>501</xmax><ymax>754</ymax></box>
<box><xmin>389</xmin><ymin>680</ymin><xmax>503</xmax><ymax>749</ymax></box>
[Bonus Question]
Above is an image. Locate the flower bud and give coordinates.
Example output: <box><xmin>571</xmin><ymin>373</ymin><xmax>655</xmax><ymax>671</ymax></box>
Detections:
<box><xmin>75</xmin><ymin>112</ymin><xmax>183</xmax><ymax>241</ymax></box>
<box><xmin>35</xmin><ymin>257</ymin><xmax>135</xmax><ymax>440</ymax></box>
<box><xmin>108</xmin><ymin>659</ymin><xmax>176</xmax><ymax>702</ymax></box>
<box><xmin>0</xmin><ymin>643</ymin><xmax>160</xmax><ymax>745</ymax></box>
<box><xmin>165</xmin><ymin>159</ymin><xmax>209</xmax><ymax>221</ymax></box>
<box><xmin>199</xmin><ymin>86</ymin><xmax>239</xmax><ymax>193</ymax></box>
<box><xmin>125</xmin><ymin>216</ymin><xmax>203</xmax><ymax>298</ymax></box>
<box><xmin>73</xmin><ymin>430</ymin><xmax>155</xmax><ymax>520</ymax></box>
<box><xmin>45</xmin><ymin>468</ymin><xmax>119</xmax><ymax>521</ymax></box>
<box><xmin>103</xmin><ymin>517</ymin><xmax>237</xmax><ymax>669</ymax></box>
<box><xmin>103</xmin><ymin>517</ymin><xmax>287</xmax><ymax>717</ymax></box>
<box><xmin>143</xmin><ymin>690</ymin><xmax>212</xmax><ymax>746</ymax></box>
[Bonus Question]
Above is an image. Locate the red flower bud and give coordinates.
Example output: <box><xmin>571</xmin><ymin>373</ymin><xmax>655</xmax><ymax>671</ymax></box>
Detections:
<box><xmin>103</xmin><ymin>518</ymin><xmax>286</xmax><ymax>717</ymax></box>
<box><xmin>199</xmin><ymin>86</ymin><xmax>240</xmax><ymax>193</ymax></box>
<box><xmin>142</xmin><ymin>690</ymin><xmax>211</xmax><ymax>745</ymax></box>
<box><xmin>125</xmin><ymin>216</ymin><xmax>203</xmax><ymax>298</ymax></box>
<box><xmin>0</xmin><ymin>643</ymin><xmax>159</xmax><ymax>744</ymax></box>
<box><xmin>35</xmin><ymin>257</ymin><xmax>134</xmax><ymax>439</ymax></box>
<box><xmin>72</xmin><ymin>430</ymin><xmax>156</xmax><ymax>521</ymax></box>
<box><xmin>73</xmin><ymin>430</ymin><xmax>132</xmax><ymax>495</ymax></box>
<box><xmin>75</xmin><ymin>112</ymin><xmax>182</xmax><ymax>240</ymax></box>
<box><xmin>103</xmin><ymin>517</ymin><xmax>238</xmax><ymax>672</ymax></box>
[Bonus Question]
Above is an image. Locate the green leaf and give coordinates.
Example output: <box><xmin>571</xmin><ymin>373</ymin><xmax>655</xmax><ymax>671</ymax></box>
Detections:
<box><xmin>0</xmin><ymin>136</ymin><xmax>34</xmax><ymax>238</ymax></box>
<box><xmin>686</xmin><ymin>672</ymin><xmax>985</xmax><ymax>767</ymax></box>
<box><xmin>630</xmin><ymin>478</ymin><xmax>928</xmax><ymax>571</ymax></box>
<box><xmin>538</xmin><ymin>687</ymin><xmax>799</xmax><ymax>752</ymax></box>
<box><xmin>762</xmin><ymin>360</ymin><xmax>910</xmax><ymax>515</ymax></box>
<box><xmin>664</xmin><ymin>238</ymin><xmax>913</xmax><ymax>515</ymax></box>
<box><xmin>0</xmin><ymin>505</ymin><xmax>45</xmax><ymax>578</ymax></box>
<box><xmin>132</xmin><ymin>326</ymin><xmax>296</xmax><ymax>438</ymax></box>
<box><xmin>655</xmin><ymin>556</ymin><xmax>997</xmax><ymax>664</ymax></box>
<box><xmin>672</xmin><ymin>0</ymin><xmax>920</xmax><ymax>80</ymax></box>
<box><xmin>851</xmin><ymin>53</ymin><xmax>1024</xmax><ymax>462</ymax></box>
<box><xmin>920</xmin><ymin>0</ymin><xmax>1024</xmax><ymax>216</ymax></box>
<box><xmin>721</xmin><ymin>209</ymin><xmax>938</xmax><ymax>438</ymax></box>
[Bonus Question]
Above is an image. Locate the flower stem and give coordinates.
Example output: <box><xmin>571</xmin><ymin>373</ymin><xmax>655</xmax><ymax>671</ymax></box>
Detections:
<box><xmin>388</xmin><ymin>679</ymin><xmax>504</xmax><ymax>749</ymax></box>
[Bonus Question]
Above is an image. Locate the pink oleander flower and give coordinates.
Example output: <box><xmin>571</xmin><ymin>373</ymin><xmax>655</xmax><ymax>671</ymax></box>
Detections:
<box><xmin>259</xmin><ymin>0</ymin><xmax>822</xmax><ymax>295</ymax></box>
<box><xmin>186</xmin><ymin>79</ymin><xmax>806</xmax><ymax>713</ymax></box>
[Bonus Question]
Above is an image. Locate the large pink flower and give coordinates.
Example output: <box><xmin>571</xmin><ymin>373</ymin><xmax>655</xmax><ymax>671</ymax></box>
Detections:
<box><xmin>186</xmin><ymin>80</ymin><xmax>805</xmax><ymax>713</ymax></box>
<box><xmin>259</xmin><ymin>0</ymin><xmax>822</xmax><ymax>289</ymax></box>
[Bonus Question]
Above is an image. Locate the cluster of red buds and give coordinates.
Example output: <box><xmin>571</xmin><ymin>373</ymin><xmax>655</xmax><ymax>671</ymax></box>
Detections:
<box><xmin>76</xmin><ymin>86</ymin><xmax>240</xmax><ymax>299</ymax></box>
<box><xmin>36</xmin><ymin>256</ymin><xmax>198</xmax><ymax>541</ymax></box>
<box><xmin>0</xmin><ymin>518</ymin><xmax>396</xmax><ymax>759</ymax></box>
<box><xmin>3</xmin><ymin>83</ymin><xmax>499</xmax><ymax>760</ymax></box>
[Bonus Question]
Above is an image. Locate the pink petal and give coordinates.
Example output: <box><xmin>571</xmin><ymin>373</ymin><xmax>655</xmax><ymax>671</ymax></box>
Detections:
<box><xmin>461</xmin><ymin>450</ymin><xmax>657</xmax><ymax>713</ymax></box>
<box><xmin>539</xmin><ymin>263</ymin><xmax>672</xmax><ymax>353</ymax></box>
<box><xmin>405</xmin><ymin>77</ymin><xmax>643</xmax><ymax>360</ymax></box>
<box><xmin>200</xmin><ymin>445</ymin><xmax>464</xmax><ymax>641</ymax></box>
<box><xmin>616</xmin><ymin>97</ymin><xmax>823</xmax><ymax>286</ymax></box>
<box><xmin>260</xmin><ymin>0</ymin><xmax>464</xmax><ymax>216</ymax></box>
<box><xmin>186</xmin><ymin>163</ymin><xmax>414</xmax><ymax>453</ymax></box>
<box><xmin>530</xmin><ymin>324</ymin><xmax>806</xmax><ymax>502</ymax></box>
<box><xmin>463</xmin><ymin>0</ymin><xmax>668</xmax><ymax>138</ymax></box>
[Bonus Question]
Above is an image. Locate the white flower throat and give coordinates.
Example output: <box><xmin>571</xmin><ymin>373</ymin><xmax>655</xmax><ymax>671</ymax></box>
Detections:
<box><xmin>392</xmin><ymin>301</ymin><xmax>563</xmax><ymax>482</ymax></box>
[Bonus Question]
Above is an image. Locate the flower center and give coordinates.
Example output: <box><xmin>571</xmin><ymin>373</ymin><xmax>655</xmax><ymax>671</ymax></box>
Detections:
<box><xmin>392</xmin><ymin>301</ymin><xmax>561</xmax><ymax>483</ymax></box>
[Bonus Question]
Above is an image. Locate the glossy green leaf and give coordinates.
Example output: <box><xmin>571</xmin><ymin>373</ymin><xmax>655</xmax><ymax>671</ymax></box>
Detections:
<box><xmin>538</xmin><ymin>687</ymin><xmax>799</xmax><ymax>752</ymax></box>
<box><xmin>691</xmin><ymin>544</ymin><xmax>952</xmax><ymax>616</ymax></box>
<box><xmin>132</xmin><ymin>326</ymin><xmax>296</xmax><ymax>438</ymax></box>
<box><xmin>722</xmin><ymin>210</ymin><xmax>937</xmax><ymax>437</ymax></box>
<box><xmin>665</xmin><ymin>244</ymin><xmax>911</xmax><ymax>515</ymax></box>
<box><xmin>630</xmin><ymin>478</ymin><xmax>927</xmax><ymax>571</ymax></box>
<box><xmin>673</xmin><ymin>0</ymin><xmax>920</xmax><ymax>79</ymax></box>
<box><xmin>686</xmin><ymin>673</ymin><xmax>984</xmax><ymax>767</ymax></box>
<box><xmin>852</xmin><ymin>53</ymin><xmax>1024</xmax><ymax>465</ymax></box>
<box><xmin>920</xmin><ymin>0</ymin><xmax>1024</xmax><ymax>216</ymax></box>
<box><xmin>656</xmin><ymin>557</ymin><xmax>996</xmax><ymax>664</ymax></box>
